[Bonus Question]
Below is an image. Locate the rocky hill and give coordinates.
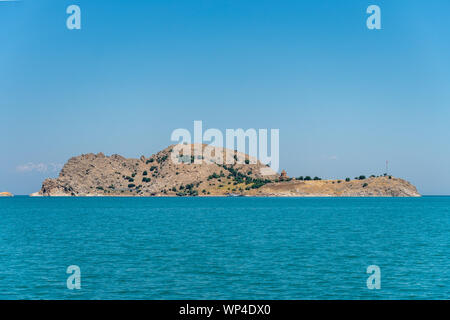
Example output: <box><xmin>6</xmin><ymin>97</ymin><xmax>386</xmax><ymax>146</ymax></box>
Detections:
<box><xmin>31</xmin><ymin>144</ymin><xmax>420</xmax><ymax>197</ymax></box>
<box><xmin>245</xmin><ymin>176</ymin><xmax>420</xmax><ymax>197</ymax></box>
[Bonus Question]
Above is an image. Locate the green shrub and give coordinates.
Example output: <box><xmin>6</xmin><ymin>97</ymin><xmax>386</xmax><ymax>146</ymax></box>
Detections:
<box><xmin>359</xmin><ymin>175</ymin><xmax>366</xmax><ymax>180</ymax></box>
<box><xmin>128</xmin><ymin>184</ymin><xmax>136</xmax><ymax>188</ymax></box>
<box><xmin>345</xmin><ymin>178</ymin><xmax>351</xmax><ymax>182</ymax></box>
<box><xmin>296</xmin><ymin>176</ymin><xmax>304</xmax><ymax>180</ymax></box>
<box><xmin>245</xmin><ymin>159</ymin><xmax>250</xmax><ymax>164</ymax></box>
<box><xmin>208</xmin><ymin>172</ymin><xmax>220</xmax><ymax>180</ymax></box>
<box><xmin>185</xmin><ymin>183</ymin><xmax>194</xmax><ymax>190</ymax></box>
<box><xmin>313</xmin><ymin>176</ymin><xmax>321</xmax><ymax>181</ymax></box>
<box><xmin>362</xmin><ymin>183</ymin><xmax>368</xmax><ymax>188</ymax></box>
<box><xmin>304</xmin><ymin>176</ymin><xmax>312</xmax><ymax>181</ymax></box>
<box><xmin>143</xmin><ymin>171</ymin><xmax>148</xmax><ymax>176</ymax></box>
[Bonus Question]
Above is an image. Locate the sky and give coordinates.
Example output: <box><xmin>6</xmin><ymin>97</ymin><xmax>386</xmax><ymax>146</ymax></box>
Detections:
<box><xmin>1</xmin><ymin>0</ymin><xmax>450</xmax><ymax>195</ymax></box>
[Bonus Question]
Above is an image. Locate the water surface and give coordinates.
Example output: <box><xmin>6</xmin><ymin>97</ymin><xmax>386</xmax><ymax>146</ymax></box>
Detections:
<box><xmin>0</xmin><ymin>196</ymin><xmax>449</xmax><ymax>299</ymax></box>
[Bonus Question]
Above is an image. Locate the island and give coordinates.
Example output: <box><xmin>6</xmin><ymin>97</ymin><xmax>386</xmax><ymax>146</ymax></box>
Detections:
<box><xmin>31</xmin><ymin>144</ymin><xmax>420</xmax><ymax>197</ymax></box>
<box><xmin>0</xmin><ymin>192</ymin><xmax>14</xmax><ymax>197</ymax></box>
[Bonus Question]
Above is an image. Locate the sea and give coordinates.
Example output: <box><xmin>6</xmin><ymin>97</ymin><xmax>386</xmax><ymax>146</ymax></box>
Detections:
<box><xmin>0</xmin><ymin>196</ymin><xmax>449</xmax><ymax>299</ymax></box>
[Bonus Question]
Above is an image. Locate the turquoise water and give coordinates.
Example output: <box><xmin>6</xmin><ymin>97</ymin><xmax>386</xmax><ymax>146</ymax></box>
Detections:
<box><xmin>0</xmin><ymin>196</ymin><xmax>449</xmax><ymax>299</ymax></box>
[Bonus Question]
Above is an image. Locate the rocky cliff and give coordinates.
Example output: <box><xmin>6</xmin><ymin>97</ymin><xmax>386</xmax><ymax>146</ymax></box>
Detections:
<box><xmin>32</xmin><ymin>144</ymin><xmax>420</xmax><ymax>197</ymax></box>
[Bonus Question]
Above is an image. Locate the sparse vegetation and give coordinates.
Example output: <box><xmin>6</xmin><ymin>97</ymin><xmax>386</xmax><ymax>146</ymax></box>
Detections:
<box><xmin>36</xmin><ymin>144</ymin><xmax>418</xmax><ymax>198</ymax></box>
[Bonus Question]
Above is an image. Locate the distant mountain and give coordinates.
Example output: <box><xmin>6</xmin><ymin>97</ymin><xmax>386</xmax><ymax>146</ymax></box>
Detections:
<box><xmin>31</xmin><ymin>144</ymin><xmax>420</xmax><ymax>197</ymax></box>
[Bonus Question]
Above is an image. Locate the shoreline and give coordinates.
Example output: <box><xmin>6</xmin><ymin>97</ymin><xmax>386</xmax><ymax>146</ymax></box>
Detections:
<box><xmin>25</xmin><ymin>194</ymin><xmax>423</xmax><ymax>198</ymax></box>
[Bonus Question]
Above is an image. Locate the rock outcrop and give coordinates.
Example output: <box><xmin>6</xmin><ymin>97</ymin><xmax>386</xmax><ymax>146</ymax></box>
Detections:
<box><xmin>32</xmin><ymin>144</ymin><xmax>420</xmax><ymax>197</ymax></box>
<box><xmin>33</xmin><ymin>144</ymin><xmax>278</xmax><ymax>197</ymax></box>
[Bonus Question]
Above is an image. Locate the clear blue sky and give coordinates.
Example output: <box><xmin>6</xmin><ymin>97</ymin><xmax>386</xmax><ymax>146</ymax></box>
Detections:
<box><xmin>1</xmin><ymin>0</ymin><xmax>449</xmax><ymax>195</ymax></box>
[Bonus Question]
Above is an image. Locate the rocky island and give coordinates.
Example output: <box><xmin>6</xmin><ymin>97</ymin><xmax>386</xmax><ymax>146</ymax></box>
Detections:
<box><xmin>31</xmin><ymin>144</ymin><xmax>420</xmax><ymax>197</ymax></box>
<box><xmin>0</xmin><ymin>192</ymin><xmax>14</xmax><ymax>197</ymax></box>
